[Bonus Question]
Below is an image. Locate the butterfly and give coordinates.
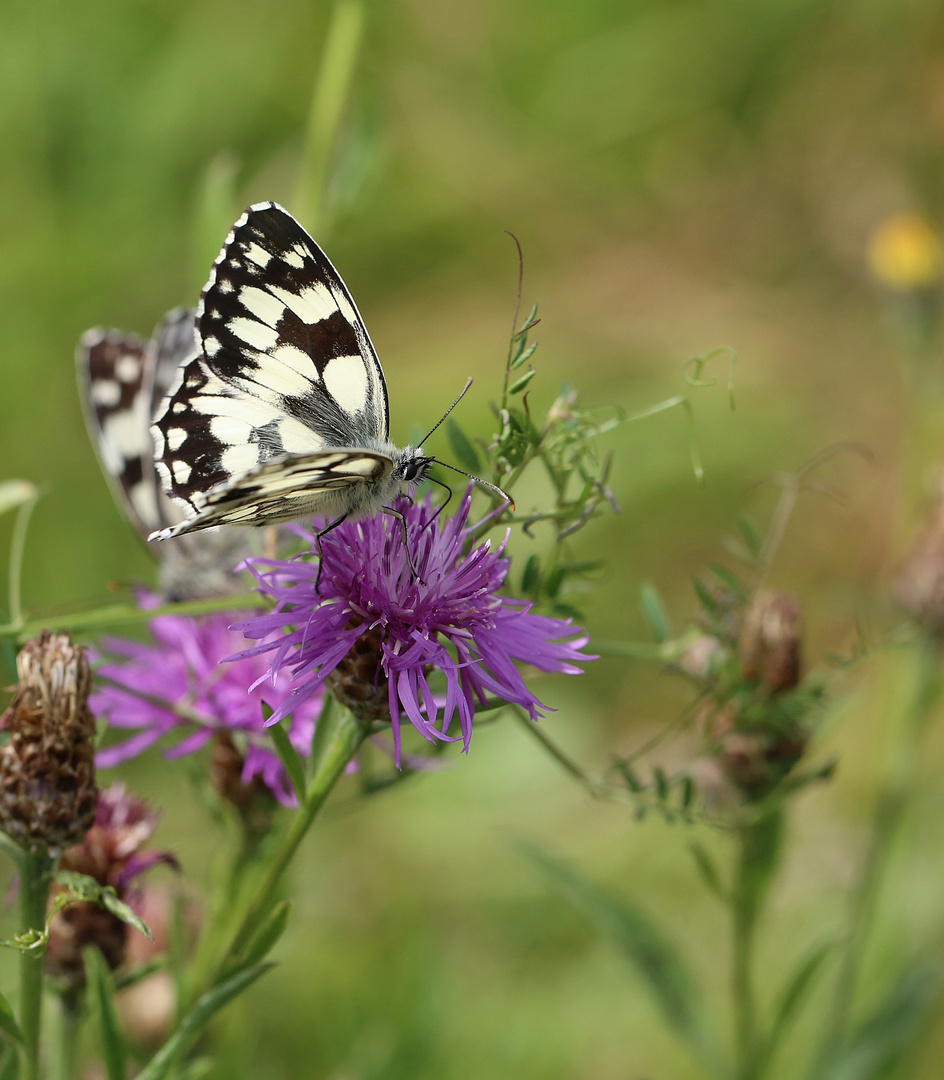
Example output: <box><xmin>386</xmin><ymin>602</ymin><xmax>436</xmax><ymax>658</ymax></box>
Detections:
<box><xmin>77</xmin><ymin>309</ymin><xmax>252</xmax><ymax>599</ymax></box>
<box><xmin>148</xmin><ymin>202</ymin><xmax>507</xmax><ymax>551</ymax></box>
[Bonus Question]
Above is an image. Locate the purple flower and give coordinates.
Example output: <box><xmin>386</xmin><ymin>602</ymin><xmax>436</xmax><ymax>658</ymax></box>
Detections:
<box><xmin>91</xmin><ymin>603</ymin><xmax>320</xmax><ymax>806</ymax></box>
<box><xmin>234</xmin><ymin>489</ymin><xmax>594</xmax><ymax>763</ymax></box>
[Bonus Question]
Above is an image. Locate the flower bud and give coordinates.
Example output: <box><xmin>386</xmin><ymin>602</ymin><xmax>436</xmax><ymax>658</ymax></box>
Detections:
<box><xmin>739</xmin><ymin>591</ymin><xmax>802</xmax><ymax>693</ymax></box>
<box><xmin>0</xmin><ymin>631</ymin><xmax>98</xmax><ymax>852</ymax></box>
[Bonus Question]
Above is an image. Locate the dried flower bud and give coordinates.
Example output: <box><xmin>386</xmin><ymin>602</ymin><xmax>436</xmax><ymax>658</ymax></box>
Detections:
<box><xmin>0</xmin><ymin>631</ymin><xmax>98</xmax><ymax>852</ymax></box>
<box><xmin>895</xmin><ymin>491</ymin><xmax>944</xmax><ymax>633</ymax></box>
<box><xmin>702</xmin><ymin>704</ymin><xmax>808</xmax><ymax>798</ymax></box>
<box><xmin>209</xmin><ymin>732</ymin><xmax>277</xmax><ymax>841</ymax></box>
<box><xmin>739</xmin><ymin>591</ymin><xmax>802</xmax><ymax>692</ymax></box>
<box><xmin>45</xmin><ymin>783</ymin><xmax>177</xmax><ymax>988</ymax></box>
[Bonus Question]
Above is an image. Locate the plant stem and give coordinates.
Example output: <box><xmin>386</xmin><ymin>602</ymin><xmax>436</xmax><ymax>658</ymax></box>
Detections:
<box><xmin>19</xmin><ymin>848</ymin><xmax>54</xmax><ymax>1080</ymax></box>
<box><xmin>732</xmin><ymin>832</ymin><xmax>759</xmax><ymax>1080</ymax></box>
<box><xmin>54</xmin><ymin>992</ymin><xmax>83</xmax><ymax>1080</ymax></box>
<box><xmin>219</xmin><ymin>702</ymin><xmax>364</xmax><ymax>972</ymax></box>
<box><xmin>813</xmin><ymin>633</ymin><xmax>942</xmax><ymax>1070</ymax></box>
<box><xmin>731</xmin><ymin>809</ymin><xmax>783</xmax><ymax>1080</ymax></box>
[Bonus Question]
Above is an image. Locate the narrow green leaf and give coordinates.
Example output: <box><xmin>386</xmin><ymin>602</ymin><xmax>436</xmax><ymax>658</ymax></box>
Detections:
<box><xmin>522</xmin><ymin>846</ymin><xmax>712</xmax><ymax>1054</ymax></box>
<box><xmin>521</xmin><ymin>553</ymin><xmax>540</xmax><ymax>594</ymax></box>
<box><xmin>266</xmin><ymin>712</ymin><xmax>307</xmax><ymax>803</ymax></box>
<box><xmin>86</xmin><ymin>947</ymin><xmax>127</xmax><ymax>1080</ymax></box>
<box><xmin>735</xmin><ymin>515</ymin><xmax>763</xmax><ymax>557</ymax></box>
<box><xmin>511</xmin><ymin>341</ymin><xmax>538</xmax><ymax>370</ymax></box>
<box><xmin>114</xmin><ymin>958</ymin><xmax>166</xmax><ymax>992</ymax></box>
<box><xmin>0</xmin><ymin>481</ymin><xmax>38</xmax><ymax>519</ymax></box>
<box><xmin>514</xmin><ymin>304</ymin><xmax>539</xmax><ymax>339</ymax></box>
<box><xmin>509</xmin><ymin>368</ymin><xmax>537</xmax><ymax>395</ymax></box>
<box><xmin>0</xmin><ymin>1046</ymin><xmax>18</xmax><ymax>1080</ymax></box>
<box><xmin>692</xmin><ymin>578</ymin><xmax>718</xmax><ymax>614</ymax></box>
<box><xmin>823</xmin><ymin>966</ymin><xmax>937</xmax><ymax>1080</ymax></box>
<box><xmin>0</xmin><ymin>990</ymin><xmax>22</xmax><ymax>1047</ymax></box>
<box><xmin>762</xmin><ymin>941</ymin><xmax>833</xmax><ymax>1067</ymax></box>
<box><xmin>640</xmin><ymin>582</ymin><xmax>672</xmax><ymax>643</ymax></box>
<box><xmin>545</xmin><ymin>565</ymin><xmax>566</xmax><ymax>600</ymax></box>
<box><xmin>679</xmin><ymin>776</ymin><xmax>694</xmax><ymax>810</ymax></box>
<box><xmin>688</xmin><ymin>843</ymin><xmax>727</xmax><ymax>903</ymax></box>
<box><xmin>99</xmin><ymin>892</ymin><xmax>153</xmax><ymax>942</ymax></box>
<box><xmin>708</xmin><ymin>564</ymin><xmax>745</xmax><ymax>597</ymax></box>
<box><xmin>234</xmin><ymin>901</ymin><xmax>292</xmax><ymax>971</ymax></box>
<box><xmin>135</xmin><ymin>963</ymin><xmax>276</xmax><ymax>1080</ymax></box>
<box><xmin>653</xmin><ymin>767</ymin><xmax>669</xmax><ymax>802</ymax></box>
<box><xmin>445</xmin><ymin>419</ymin><xmax>481</xmax><ymax>473</ymax></box>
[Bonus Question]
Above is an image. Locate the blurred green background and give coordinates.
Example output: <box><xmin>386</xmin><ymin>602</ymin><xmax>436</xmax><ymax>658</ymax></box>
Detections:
<box><xmin>4</xmin><ymin>0</ymin><xmax>944</xmax><ymax>1076</ymax></box>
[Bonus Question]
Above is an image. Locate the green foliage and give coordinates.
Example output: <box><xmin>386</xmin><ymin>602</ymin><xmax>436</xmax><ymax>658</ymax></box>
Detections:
<box><xmin>86</xmin><ymin>947</ymin><xmax>127</xmax><ymax>1080</ymax></box>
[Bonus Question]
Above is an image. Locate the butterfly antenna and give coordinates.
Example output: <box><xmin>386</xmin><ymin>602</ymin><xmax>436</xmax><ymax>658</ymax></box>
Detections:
<box><xmin>420</xmin><ymin>377</ymin><xmax>474</xmax><ymax>446</ymax></box>
<box><xmin>430</xmin><ymin>458</ymin><xmax>515</xmax><ymax>510</ymax></box>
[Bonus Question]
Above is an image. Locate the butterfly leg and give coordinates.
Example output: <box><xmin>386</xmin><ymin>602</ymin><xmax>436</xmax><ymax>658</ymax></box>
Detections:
<box><xmin>314</xmin><ymin>513</ymin><xmax>350</xmax><ymax>595</ymax></box>
<box><xmin>381</xmin><ymin>506</ymin><xmax>426</xmax><ymax>585</ymax></box>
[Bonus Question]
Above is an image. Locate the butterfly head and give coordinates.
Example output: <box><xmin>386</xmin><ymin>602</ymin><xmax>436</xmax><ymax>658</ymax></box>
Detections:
<box><xmin>394</xmin><ymin>447</ymin><xmax>434</xmax><ymax>491</ymax></box>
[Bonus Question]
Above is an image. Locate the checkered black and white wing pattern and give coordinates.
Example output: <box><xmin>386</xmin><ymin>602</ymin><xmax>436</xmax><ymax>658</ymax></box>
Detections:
<box><xmin>77</xmin><ymin>327</ymin><xmax>160</xmax><ymax>541</ymax></box>
<box><xmin>151</xmin><ymin>202</ymin><xmax>414</xmax><ymax>537</ymax></box>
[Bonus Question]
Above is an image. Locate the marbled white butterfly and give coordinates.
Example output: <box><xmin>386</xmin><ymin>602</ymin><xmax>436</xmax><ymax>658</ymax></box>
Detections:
<box><xmin>149</xmin><ymin>202</ymin><xmax>507</xmax><ymax>547</ymax></box>
<box><xmin>77</xmin><ymin>309</ymin><xmax>251</xmax><ymax>599</ymax></box>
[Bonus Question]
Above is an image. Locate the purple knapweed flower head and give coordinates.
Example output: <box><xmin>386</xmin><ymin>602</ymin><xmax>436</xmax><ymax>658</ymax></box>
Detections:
<box><xmin>234</xmin><ymin>488</ymin><xmax>594</xmax><ymax>763</ymax></box>
<box><xmin>92</xmin><ymin>601</ymin><xmax>319</xmax><ymax>806</ymax></box>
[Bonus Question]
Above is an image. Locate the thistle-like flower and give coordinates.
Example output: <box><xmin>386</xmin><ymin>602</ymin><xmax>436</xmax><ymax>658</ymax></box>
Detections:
<box><xmin>0</xmin><ymin>631</ymin><xmax>99</xmax><ymax>853</ymax></box>
<box><xmin>92</xmin><ymin>605</ymin><xmax>319</xmax><ymax>806</ymax></box>
<box><xmin>235</xmin><ymin>489</ymin><xmax>594</xmax><ymax>762</ymax></box>
<box><xmin>45</xmin><ymin>783</ymin><xmax>177</xmax><ymax>986</ymax></box>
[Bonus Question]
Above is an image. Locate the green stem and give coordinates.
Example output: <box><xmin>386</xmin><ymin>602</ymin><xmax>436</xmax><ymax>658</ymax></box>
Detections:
<box><xmin>219</xmin><ymin>703</ymin><xmax>364</xmax><ymax>973</ymax></box>
<box><xmin>293</xmin><ymin>0</ymin><xmax>365</xmax><ymax>233</ymax></box>
<box><xmin>731</xmin><ymin>810</ymin><xmax>783</xmax><ymax>1080</ymax></box>
<box><xmin>813</xmin><ymin>633</ymin><xmax>942</xmax><ymax>1070</ymax></box>
<box><xmin>54</xmin><ymin>992</ymin><xmax>83</xmax><ymax>1080</ymax></box>
<box><xmin>19</xmin><ymin>848</ymin><xmax>54</xmax><ymax>1080</ymax></box>
<box><xmin>732</xmin><ymin>835</ymin><xmax>759</xmax><ymax>1080</ymax></box>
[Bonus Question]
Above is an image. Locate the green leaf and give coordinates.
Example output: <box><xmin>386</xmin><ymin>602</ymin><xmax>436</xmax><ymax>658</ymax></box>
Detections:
<box><xmin>708</xmin><ymin>563</ymin><xmax>746</xmax><ymax>597</ymax></box>
<box><xmin>233</xmin><ymin>900</ymin><xmax>292</xmax><ymax>971</ymax></box>
<box><xmin>679</xmin><ymin>776</ymin><xmax>694</xmax><ymax>810</ymax></box>
<box><xmin>640</xmin><ymin>582</ymin><xmax>672</xmax><ymax>643</ymax></box>
<box><xmin>692</xmin><ymin>578</ymin><xmax>718</xmax><ymax>614</ymax></box>
<box><xmin>55</xmin><ymin>871</ymin><xmax>153</xmax><ymax>941</ymax></box>
<box><xmin>823</xmin><ymin>966</ymin><xmax>937</xmax><ymax>1080</ymax></box>
<box><xmin>134</xmin><ymin>963</ymin><xmax>276</xmax><ymax>1080</ymax></box>
<box><xmin>688</xmin><ymin>842</ymin><xmax>727</xmax><ymax>903</ymax></box>
<box><xmin>521</xmin><ymin>553</ymin><xmax>540</xmax><ymax>594</ymax></box>
<box><xmin>266</xmin><ymin>711</ymin><xmax>307</xmax><ymax>803</ymax></box>
<box><xmin>114</xmin><ymin>958</ymin><xmax>167</xmax><ymax>992</ymax></box>
<box><xmin>0</xmin><ymin>1046</ymin><xmax>18</xmax><ymax>1080</ymax></box>
<box><xmin>509</xmin><ymin>368</ymin><xmax>537</xmax><ymax>395</ymax></box>
<box><xmin>511</xmin><ymin>341</ymin><xmax>538</xmax><ymax>370</ymax></box>
<box><xmin>0</xmin><ymin>990</ymin><xmax>22</xmax><ymax>1048</ymax></box>
<box><xmin>735</xmin><ymin>515</ymin><xmax>763</xmax><ymax>557</ymax></box>
<box><xmin>762</xmin><ymin>940</ymin><xmax>833</xmax><ymax>1068</ymax></box>
<box><xmin>445</xmin><ymin>419</ymin><xmax>481</xmax><ymax>473</ymax></box>
<box><xmin>653</xmin><ymin>767</ymin><xmax>669</xmax><ymax>802</ymax></box>
<box><xmin>0</xmin><ymin>481</ymin><xmax>38</xmax><ymax>519</ymax></box>
<box><xmin>522</xmin><ymin>844</ymin><xmax>719</xmax><ymax>1067</ymax></box>
<box><xmin>514</xmin><ymin>303</ymin><xmax>539</xmax><ymax>339</ymax></box>
<box><xmin>86</xmin><ymin>947</ymin><xmax>127</xmax><ymax>1080</ymax></box>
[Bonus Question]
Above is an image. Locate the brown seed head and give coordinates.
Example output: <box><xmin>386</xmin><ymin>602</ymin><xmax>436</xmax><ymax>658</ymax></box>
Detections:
<box><xmin>740</xmin><ymin>590</ymin><xmax>802</xmax><ymax>693</ymax></box>
<box><xmin>895</xmin><ymin>491</ymin><xmax>944</xmax><ymax>633</ymax></box>
<box><xmin>0</xmin><ymin>631</ymin><xmax>98</xmax><ymax>852</ymax></box>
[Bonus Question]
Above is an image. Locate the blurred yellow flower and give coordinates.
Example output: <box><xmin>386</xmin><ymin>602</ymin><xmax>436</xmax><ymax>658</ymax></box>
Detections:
<box><xmin>868</xmin><ymin>212</ymin><xmax>943</xmax><ymax>290</ymax></box>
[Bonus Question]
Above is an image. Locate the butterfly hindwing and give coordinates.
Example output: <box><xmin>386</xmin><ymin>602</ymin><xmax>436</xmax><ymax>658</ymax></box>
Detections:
<box><xmin>77</xmin><ymin>328</ymin><xmax>159</xmax><ymax>541</ymax></box>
